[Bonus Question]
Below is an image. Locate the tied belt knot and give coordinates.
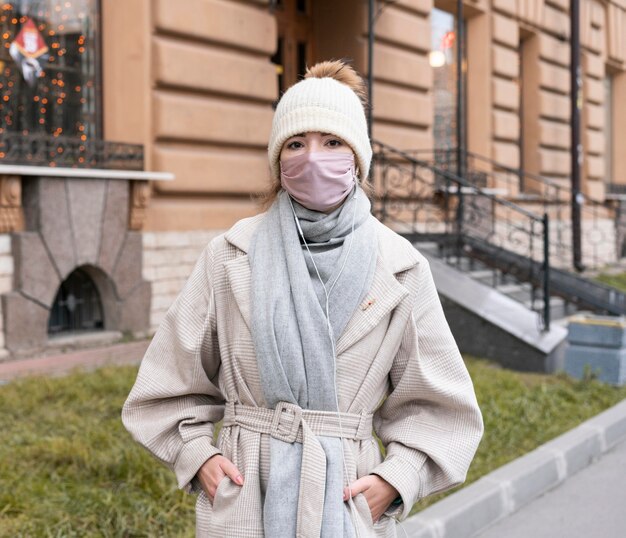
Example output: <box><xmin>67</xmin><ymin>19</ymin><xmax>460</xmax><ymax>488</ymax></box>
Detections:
<box><xmin>222</xmin><ymin>400</ymin><xmax>374</xmax><ymax>537</ymax></box>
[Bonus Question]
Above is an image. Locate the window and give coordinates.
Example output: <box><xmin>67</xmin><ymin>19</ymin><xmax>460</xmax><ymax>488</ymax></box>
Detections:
<box><xmin>48</xmin><ymin>267</ymin><xmax>104</xmax><ymax>335</ymax></box>
<box><xmin>0</xmin><ymin>0</ymin><xmax>100</xmax><ymax>139</ymax></box>
<box><xmin>430</xmin><ymin>8</ymin><xmax>465</xmax><ymax>157</ymax></box>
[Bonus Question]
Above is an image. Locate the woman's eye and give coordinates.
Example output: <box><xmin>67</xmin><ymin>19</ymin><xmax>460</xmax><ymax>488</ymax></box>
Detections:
<box><xmin>287</xmin><ymin>141</ymin><xmax>303</xmax><ymax>149</ymax></box>
<box><xmin>327</xmin><ymin>139</ymin><xmax>342</xmax><ymax>147</ymax></box>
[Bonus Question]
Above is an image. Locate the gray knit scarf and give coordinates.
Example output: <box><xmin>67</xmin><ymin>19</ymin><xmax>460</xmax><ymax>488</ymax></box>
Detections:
<box><xmin>248</xmin><ymin>185</ymin><xmax>376</xmax><ymax>537</ymax></box>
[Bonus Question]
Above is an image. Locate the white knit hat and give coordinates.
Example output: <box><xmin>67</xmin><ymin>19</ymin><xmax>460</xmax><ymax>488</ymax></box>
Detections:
<box><xmin>267</xmin><ymin>76</ymin><xmax>372</xmax><ymax>182</ymax></box>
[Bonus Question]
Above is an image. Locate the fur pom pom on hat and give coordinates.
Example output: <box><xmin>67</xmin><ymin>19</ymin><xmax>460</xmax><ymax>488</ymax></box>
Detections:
<box><xmin>267</xmin><ymin>72</ymin><xmax>372</xmax><ymax>182</ymax></box>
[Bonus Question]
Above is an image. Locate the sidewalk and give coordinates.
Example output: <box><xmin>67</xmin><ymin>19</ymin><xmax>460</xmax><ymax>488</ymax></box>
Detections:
<box><xmin>476</xmin><ymin>433</ymin><xmax>626</xmax><ymax>537</ymax></box>
<box><xmin>0</xmin><ymin>339</ymin><xmax>150</xmax><ymax>383</ymax></box>
<box><xmin>399</xmin><ymin>397</ymin><xmax>626</xmax><ymax>538</ymax></box>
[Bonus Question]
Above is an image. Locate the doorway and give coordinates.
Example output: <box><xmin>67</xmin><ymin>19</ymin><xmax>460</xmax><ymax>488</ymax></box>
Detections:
<box><xmin>271</xmin><ymin>0</ymin><xmax>315</xmax><ymax>100</ymax></box>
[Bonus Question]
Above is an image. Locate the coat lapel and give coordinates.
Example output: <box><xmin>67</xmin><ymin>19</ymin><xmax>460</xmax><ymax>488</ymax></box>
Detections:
<box><xmin>223</xmin><ymin>254</ymin><xmax>252</xmax><ymax>333</ymax></box>
<box><xmin>222</xmin><ymin>213</ymin><xmax>421</xmax><ymax>354</ymax></box>
<box><xmin>335</xmin><ymin>255</ymin><xmax>409</xmax><ymax>356</ymax></box>
<box><xmin>336</xmin><ymin>218</ymin><xmax>422</xmax><ymax>353</ymax></box>
<box><xmin>222</xmin><ymin>214</ymin><xmax>265</xmax><ymax>332</ymax></box>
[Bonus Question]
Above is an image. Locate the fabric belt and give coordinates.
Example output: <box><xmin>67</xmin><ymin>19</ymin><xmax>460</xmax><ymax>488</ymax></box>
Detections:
<box><xmin>223</xmin><ymin>400</ymin><xmax>374</xmax><ymax>442</ymax></box>
<box><xmin>222</xmin><ymin>400</ymin><xmax>374</xmax><ymax>537</ymax></box>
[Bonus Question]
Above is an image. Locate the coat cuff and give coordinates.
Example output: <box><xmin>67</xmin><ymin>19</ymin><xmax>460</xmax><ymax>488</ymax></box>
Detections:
<box><xmin>370</xmin><ymin>451</ymin><xmax>426</xmax><ymax>521</ymax></box>
<box><xmin>174</xmin><ymin>435</ymin><xmax>222</xmax><ymax>494</ymax></box>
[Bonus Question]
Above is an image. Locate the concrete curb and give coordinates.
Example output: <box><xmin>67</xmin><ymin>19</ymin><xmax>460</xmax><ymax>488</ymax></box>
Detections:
<box><xmin>398</xmin><ymin>397</ymin><xmax>626</xmax><ymax>538</ymax></box>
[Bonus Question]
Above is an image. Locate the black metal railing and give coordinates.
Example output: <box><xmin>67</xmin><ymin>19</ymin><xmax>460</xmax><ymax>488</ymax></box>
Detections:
<box><xmin>372</xmin><ymin>142</ymin><xmax>626</xmax><ymax>321</ymax></box>
<box><xmin>0</xmin><ymin>132</ymin><xmax>144</xmax><ymax>170</ymax></box>
<box><xmin>410</xmin><ymin>148</ymin><xmax>626</xmax><ymax>268</ymax></box>
<box><xmin>371</xmin><ymin>141</ymin><xmax>553</xmax><ymax>331</ymax></box>
<box><xmin>405</xmin><ymin>147</ymin><xmax>621</xmax><ymax>271</ymax></box>
<box><xmin>607</xmin><ymin>183</ymin><xmax>626</xmax><ymax>196</ymax></box>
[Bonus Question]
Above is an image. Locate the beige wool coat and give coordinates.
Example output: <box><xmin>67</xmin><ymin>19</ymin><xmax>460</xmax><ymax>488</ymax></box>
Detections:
<box><xmin>121</xmin><ymin>211</ymin><xmax>485</xmax><ymax>537</ymax></box>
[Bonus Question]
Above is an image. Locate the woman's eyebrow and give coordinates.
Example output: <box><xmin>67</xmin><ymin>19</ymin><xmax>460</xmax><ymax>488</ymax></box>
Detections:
<box><xmin>289</xmin><ymin>132</ymin><xmax>334</xmax><ymax>138</ymax></box>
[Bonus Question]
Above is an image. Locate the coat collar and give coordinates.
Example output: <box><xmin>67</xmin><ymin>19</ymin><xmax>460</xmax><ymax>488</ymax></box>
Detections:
<box><xmin>223</xmin><ymin>212</ymin><xmax>421</xmax><ymax>275</ymax></box>
<box><xmin>223</xmin><ymin>212</ymin><xmax>421</xmax><ymax>354</ymax></box>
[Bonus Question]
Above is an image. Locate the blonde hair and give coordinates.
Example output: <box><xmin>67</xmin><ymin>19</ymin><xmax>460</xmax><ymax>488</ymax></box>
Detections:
<box><xmin>256</xmin><ymin>59</ymin><xmax>374</xmax><ymax>211</ymax></box>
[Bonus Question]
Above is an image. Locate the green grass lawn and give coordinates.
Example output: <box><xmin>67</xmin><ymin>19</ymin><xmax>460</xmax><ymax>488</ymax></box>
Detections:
<box><xmin>1</xmin><ymin>356</ymin><xmax>625</xmax><ymax>536</ymax></box>
<box><xmin>595</xmin><ymin>271</ymin><xmax>626</xmax><ymax>293</ymax></box>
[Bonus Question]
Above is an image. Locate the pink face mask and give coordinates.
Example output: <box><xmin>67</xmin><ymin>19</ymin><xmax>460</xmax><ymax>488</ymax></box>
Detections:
<box><xmin>280</xmin><ymin>151</ymin><xmax>356</xmax><ymax>212</ymax></box>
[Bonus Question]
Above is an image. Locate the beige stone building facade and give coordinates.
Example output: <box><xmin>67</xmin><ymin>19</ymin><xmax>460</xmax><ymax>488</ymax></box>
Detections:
<box><xmin>0</xmin><ymin>0</ymin><xmax>623</xmax><ymax>359</ymax></box>
<box><xmin>106</xmin><ymin>0</ymin><xmax>626</xmax><ymax>221</ymax></box>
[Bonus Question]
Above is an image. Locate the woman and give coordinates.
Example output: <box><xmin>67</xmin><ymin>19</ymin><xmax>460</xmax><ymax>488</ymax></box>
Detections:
<box><xmin>122</xmin><ymin>59</ymin><xmax>484</xmax><ymax>538</ymax></box>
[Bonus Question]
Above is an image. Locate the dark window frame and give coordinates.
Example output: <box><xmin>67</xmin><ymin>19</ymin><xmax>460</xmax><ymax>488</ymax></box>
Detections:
<box><xmin>0</xmin><ymin>0</ymin><xmax>103</xmax><ymax>140</ymax></box>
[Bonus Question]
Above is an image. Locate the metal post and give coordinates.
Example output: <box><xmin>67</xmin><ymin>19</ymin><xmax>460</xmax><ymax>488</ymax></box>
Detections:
<box><xmin>367</xmin><ymin>0</ymin><xmax>372</xmax><ymax>186</ymax></box>
<box><xmin>455</xmin><ymin>0</ymin><xmax>465</xmax><ymax>262</ymax></box>
<box><xmin>455</xmin><ymin>184</ymin><xmax>464</xmax><ymax>266</ymax></box>
<box><xmin>367</xmin><ymin>0</ymin><xmax>374</xmax><ymax>142</ymax></box>
<box><xmin>543</xmin><ymin>213</ymin><xmax>551</xmax><ymax>332</ymax></box>
<box><xmin>570</xmin><ymin>0</ymin><xmax>584</xmax><ymax>271</ymax></box>
<box><xmin>456</xmin><ymin>0</ymin><xmax>465</xmax><ymax>180</ymax></box>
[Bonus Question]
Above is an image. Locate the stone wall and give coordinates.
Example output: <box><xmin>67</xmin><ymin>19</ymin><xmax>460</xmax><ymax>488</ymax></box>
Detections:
<box><xmin>365</xmin><ymin>0</ymin><xmax>434</xmax><ymax>150</ymax></box>
<box><xmin>1</xmin><ymin>177</ymin><xmax>151</xmax><ymax>359</ymax></box>
<box><xmin>0</xmin><ymin>234</ymin><xmax>12</xmax><ymax>360</ymax></box>
<box><xmin>142</xmin><ymin>229</ymin><xmax>225</xmax><ymax>333</ymax></box>
<box><xmin>147</xmin><ymin>0</ymin><xmax>276</xmax><ymax>232</ymax></box>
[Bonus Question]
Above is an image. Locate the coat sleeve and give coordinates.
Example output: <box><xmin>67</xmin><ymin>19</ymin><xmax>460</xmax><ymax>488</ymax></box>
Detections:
<box><xmin>370</xmin><ymin>257</ymin><xmax>485</xmax><ymax>521</ymax></box>
<box><xmin>121</xmin><ymin>239</ymin><xmax>225</xmax><ymax>494</ymax></box>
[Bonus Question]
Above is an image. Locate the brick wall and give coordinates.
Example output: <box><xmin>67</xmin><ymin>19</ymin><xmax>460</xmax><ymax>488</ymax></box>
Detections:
<box><xmin>142</xmin><ymin>230</ymin><xmax>225</xmax><ymax>332</ymax></box>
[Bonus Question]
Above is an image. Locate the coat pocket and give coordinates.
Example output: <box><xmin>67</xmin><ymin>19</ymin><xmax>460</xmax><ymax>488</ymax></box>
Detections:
<box><xmin>195</xmin><ymin>477</ymin><xmax>231</xmax><ymax>536</ymax></box>
<box><xmin>195</xmin><ymin>489</ymin><xmax>212</xmax><ymax>538</ymax></box>
<box><xmin>351</xmin><ymin>491</ymin><xmax>388</xmax><ymax>537</ymax></box>
<box><xmin>211</xmin><ymin>474</ymin><xmax>234</xmax><ymax>510</ymax></box>
<box><xmin>352</xmin><ymin>492</ymin><xmax>396</xmax><ymax>538</ymax></box>
<box><xmin>208</xmin><ymin>426</ymin><xmax>264</xmax><ymax>536</ymax></box>
<box><xmin>209</xmin><ymin>475</ymin><xmax>249</xmax><ymax>536</ymax></box>
<box><xmin>354</xmin><ymin>492</ymin><xmax>374</xmax><ymax>527</ymax></box>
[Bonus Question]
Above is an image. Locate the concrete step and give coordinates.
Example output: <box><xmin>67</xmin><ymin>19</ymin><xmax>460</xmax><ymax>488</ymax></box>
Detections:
<box><xmin>424</xmin><ymin>254</ymin><xmax>567</xmax><ymax>372</ymax></box>
<box><xmin>468</xmin><ymin>268</ymin><xmax>499</xmax><ymax>286</ymax></box>
<box><xmin>524</xmin><ymin>296</ymin><xmax>566</xmax><ymax>309</ymax></box>
<box><xmin>530</xmin><ymin>294</ymin><xmax>566</xmax><ymax>305</ymax></box>
<box><xmin>418</xmin><ymin>246</ymin><xmax>591</xmax><ymax>326</ymax></box>
<box><xmin>413</xmin><ymin>241</ymin><xmax>441</xmax><ymax>257</ymax></box>
<box><xmin>443</xmin><ymin>256</ymin><xmax>475</xmax><ymax>271</ymax></box>
<box><xmin>525</xmin><ymin>296</ymin><xmax>570</xmax><ymax>321</ymax></box>
<box><xmin>496</xmin><ymin>282</ymin><xmax>534</xmax><ymax>302</ymax></box>
<box><xmin>495</xmin><ymin>282</ymin><xmax>531</xmax><ymax>293</ymax></box>
<box><xmin>499</xmin><ymin>271</ymin><xmax>526</xmax><ymax>284</ymax></box>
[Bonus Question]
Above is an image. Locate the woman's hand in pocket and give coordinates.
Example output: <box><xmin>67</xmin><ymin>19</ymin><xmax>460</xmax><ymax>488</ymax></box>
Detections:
<box><xmin>343</xmin><ymin>474</ymin><xmax>399</xmax><ymax>523</ymax></box>
<box><xmin>196</xmin><ymin>454</ymin><xmax>244</xmax><ymax>502</ymax></box>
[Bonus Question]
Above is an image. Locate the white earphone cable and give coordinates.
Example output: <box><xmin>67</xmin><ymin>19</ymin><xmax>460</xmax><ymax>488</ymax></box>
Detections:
<box><xmin>289</xmin><ymin>186</ymin><xmax>364</xmax><ymax>537</ymax></box>
<box><xmin>289</xmin><ymin>186</ymin><xmax>410</xmax><ymax>537</ymax></box>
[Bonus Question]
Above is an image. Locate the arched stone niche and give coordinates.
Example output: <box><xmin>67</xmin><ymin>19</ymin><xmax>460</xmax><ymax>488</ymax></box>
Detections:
<box><xmin>2</xmin><ymin>176</ymin><xmax>151</xmax><ymax>357</ymax></box>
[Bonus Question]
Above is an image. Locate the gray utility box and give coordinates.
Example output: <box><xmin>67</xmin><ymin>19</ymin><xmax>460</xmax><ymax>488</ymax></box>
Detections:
<box><xmin>564</xmin><ymin>314</ymin><xmax>626</xmax><ymax>386</ymax></box>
